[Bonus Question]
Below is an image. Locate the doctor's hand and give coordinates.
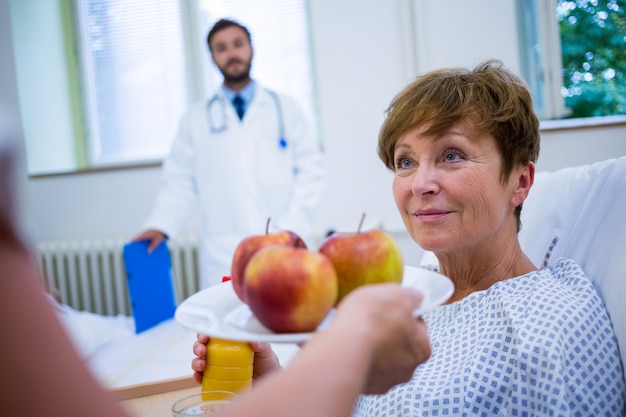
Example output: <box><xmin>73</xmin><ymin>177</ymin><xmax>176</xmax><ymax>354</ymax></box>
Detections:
<box><xmin>192</xmin><ymin>335</ymin><xmax>282</xmax><ymax>384</ymax></box>
<box><xmin>131</xmin><ymin>229</ymin><xmax>167</xmax><ymax>253</ymax></box>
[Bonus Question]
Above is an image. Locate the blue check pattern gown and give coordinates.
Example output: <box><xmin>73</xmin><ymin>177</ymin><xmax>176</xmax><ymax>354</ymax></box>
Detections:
<box><xmin>353</xmin><ymin>258</ymin><xmax>625</xmax><ymax>416</ymax></box>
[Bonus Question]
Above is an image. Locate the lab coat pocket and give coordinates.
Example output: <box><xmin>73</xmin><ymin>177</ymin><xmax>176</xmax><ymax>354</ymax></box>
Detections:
<box><xmin>257</xmin><ymin>143</ymin><xmax>294</xmax><ymax>187</ymax></box>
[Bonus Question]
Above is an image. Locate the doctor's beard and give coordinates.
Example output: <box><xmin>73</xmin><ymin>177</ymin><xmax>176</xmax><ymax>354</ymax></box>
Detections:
<box><xmin>219</xmin><ymin>59</ymin><xmax>252</xmax><ymax>84</ymax></box>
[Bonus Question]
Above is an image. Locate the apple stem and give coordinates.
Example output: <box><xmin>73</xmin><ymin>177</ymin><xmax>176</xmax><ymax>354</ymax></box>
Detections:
<box><xmin>357</xmin><ymin>212</ymin><xmax>366</xmax><ymax>234</ymax></box>
<box><xmin>265</xmin><ymin>217</ymin><xmax>271</xmax><ymax>235</ymax></box>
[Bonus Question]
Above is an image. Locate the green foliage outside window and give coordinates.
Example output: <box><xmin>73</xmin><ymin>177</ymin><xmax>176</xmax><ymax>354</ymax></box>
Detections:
<box><xmin>558</xmin><ymin>0</ymin><xmax>626</xmax><ymax>118</ymax></box>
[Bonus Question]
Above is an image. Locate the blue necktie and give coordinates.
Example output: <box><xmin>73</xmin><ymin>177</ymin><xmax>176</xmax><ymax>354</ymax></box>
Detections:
<box><xmin>233</xmin><ymin>95</ymin><xmax>245</xmax><ymax>120</ymax></box>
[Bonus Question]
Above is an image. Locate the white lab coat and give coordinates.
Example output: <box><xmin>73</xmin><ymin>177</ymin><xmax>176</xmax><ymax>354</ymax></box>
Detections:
<box><xmin>144</xmin><ymin>85</ymin><xmax>326</xmax><ymax>288</ymax></box>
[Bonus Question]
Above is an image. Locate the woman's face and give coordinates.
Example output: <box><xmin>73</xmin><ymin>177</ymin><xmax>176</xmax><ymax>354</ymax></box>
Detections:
<box><xmin>392</xmin><ymin>120</ymin><xmax>524</xmax><ymax>255</ymax></box>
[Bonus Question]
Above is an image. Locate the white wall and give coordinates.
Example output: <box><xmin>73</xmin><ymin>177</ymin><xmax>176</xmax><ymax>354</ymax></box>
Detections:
<box><xmin>3</xmin><ymin>0</ymin><xmax>626</xmax><ymax>268</ymax></box>
<box><xmin>538</xmin><ymin>123</ymin><xmax>626</xmax><ymax>172</ymax></box>
<box><xmin>411</xmin><ymin>0</ymin><xmax>521</xmax><ymax>74</ymax></box>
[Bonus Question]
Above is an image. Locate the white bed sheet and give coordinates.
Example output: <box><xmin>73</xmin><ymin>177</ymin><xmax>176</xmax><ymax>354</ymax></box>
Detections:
<box><xmin>86</xmin><ymin>317</ymin><xmax>198</xmax><ymax>388</ymax></box>
<box><xmin>54</xmin><ymin>301</ymin><xmax>299</xmax><ymax>389</ymax></box>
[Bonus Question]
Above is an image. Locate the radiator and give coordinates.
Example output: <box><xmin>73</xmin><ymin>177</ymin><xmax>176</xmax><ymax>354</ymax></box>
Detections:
<box><xmin>36</xmin><ymin>236</ymin><xmax>201</xmax><ymax>316</ymax></box>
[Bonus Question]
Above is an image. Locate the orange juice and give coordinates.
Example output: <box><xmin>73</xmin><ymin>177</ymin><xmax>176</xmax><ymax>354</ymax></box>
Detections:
<box><xmin>202</xmin><ymin>338</ymin><xmax>254</xmax><ymax>393</ymax></box>
<box><xmin>202</xmin><ymin>338</ymin><xmax>254</xmax><ymax>395</ymax></box>
<box><xmin>201</xmin><ymin>277</ymin><xmax>254</xmax><ymax>398</ymax></box>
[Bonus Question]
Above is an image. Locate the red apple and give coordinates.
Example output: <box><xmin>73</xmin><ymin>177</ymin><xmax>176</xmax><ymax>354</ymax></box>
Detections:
<box><xmin>243</xmin><ymin>245</ymin><xmax>338</xmax><ymax>333</ymax></box>
<box><xmin>231</xmin><ymin>218</ymin><xmax>306</xmax><ymax>303</ymax></box>
<box><xmin>318</xmin><ymin>214</ymin><xmax>404</xmax><ymax>304</ymax></box>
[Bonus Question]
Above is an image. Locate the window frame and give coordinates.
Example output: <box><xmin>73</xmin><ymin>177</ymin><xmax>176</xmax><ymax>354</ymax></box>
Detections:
<box><xmin>518</xmin><ymin>0</ymin><xmax>569</xmax><ymax>120</ymax></box>
<box><xmin>535</xmin><ymin>0</ymin><xmax>570</xmax><ymax>120</ymax></box>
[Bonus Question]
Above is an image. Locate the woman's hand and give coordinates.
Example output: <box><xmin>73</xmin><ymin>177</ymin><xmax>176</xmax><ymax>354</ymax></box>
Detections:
<box><xmin>191</xmin><ymin>334</ymin><xmax>282</xmax><ymax>384</ymax></box>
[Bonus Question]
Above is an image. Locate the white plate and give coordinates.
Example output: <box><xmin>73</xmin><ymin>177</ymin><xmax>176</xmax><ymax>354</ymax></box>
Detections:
<box><xmin>175</xmin><ymin>265</ymin><xmax>454</xmax><ymax>343</ymax></box>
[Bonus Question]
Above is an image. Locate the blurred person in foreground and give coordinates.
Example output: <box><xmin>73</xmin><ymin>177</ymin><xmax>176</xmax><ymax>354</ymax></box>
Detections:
<box><xmin>0</xmin><ymin>119</ymin><xmax>429</xmax><ymax>416</ymax></box>
<box><xmin>193</xmin><ymin>60</ymin><xmax>625</xmax><ymax>415</ymax></box>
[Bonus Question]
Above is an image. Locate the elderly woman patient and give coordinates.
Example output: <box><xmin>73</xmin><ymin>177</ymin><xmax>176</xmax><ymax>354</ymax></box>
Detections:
<box><xmin>194</xmin><ymin>60</ymin><xmax>625</xmax><ymax>415</ymax></box>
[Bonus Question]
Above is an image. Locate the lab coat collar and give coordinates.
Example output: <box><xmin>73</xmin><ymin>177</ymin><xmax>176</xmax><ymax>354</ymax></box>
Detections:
<box><xmin>221</xmin><ymin>80</ymin><xmax>257</xmax><ymax>106</ymax></box>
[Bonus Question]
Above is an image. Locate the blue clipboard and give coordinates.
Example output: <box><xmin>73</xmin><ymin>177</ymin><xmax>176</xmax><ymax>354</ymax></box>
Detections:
<box><xmin>123</xmin><ymin>240</ymin><xmax>177</xmax><ymax>334</ymax></box>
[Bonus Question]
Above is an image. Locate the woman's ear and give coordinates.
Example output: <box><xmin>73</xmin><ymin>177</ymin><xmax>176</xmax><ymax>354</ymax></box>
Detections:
<box><xmin>510</xmin><ymin>161</ymin><xmax>535</xmax><ymax>208</ymax></box>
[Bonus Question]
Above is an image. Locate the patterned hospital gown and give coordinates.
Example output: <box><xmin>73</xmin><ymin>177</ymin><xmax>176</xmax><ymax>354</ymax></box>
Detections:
<box><xmin>353</xmin><ymin>258</ymin><xmax>625</xmax><ymax>416</ymax></box>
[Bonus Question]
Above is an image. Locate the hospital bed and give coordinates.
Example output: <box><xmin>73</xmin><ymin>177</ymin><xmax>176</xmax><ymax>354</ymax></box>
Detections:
<box><xmin>55</xmin><ymin>300</ymin><xmax>300</xmax><ymax>389</ymax></box>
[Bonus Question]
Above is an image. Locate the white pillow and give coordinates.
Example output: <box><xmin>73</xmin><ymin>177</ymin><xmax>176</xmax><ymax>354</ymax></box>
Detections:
<box><xmin>420</xmin><ymin>157</ymin><xmax>626</xmax><ymax>369</ymax></box>
<box><xmin>519</xmin><ymin>156</ymin><xmax>626</xmax><ymax>369</ymax></box>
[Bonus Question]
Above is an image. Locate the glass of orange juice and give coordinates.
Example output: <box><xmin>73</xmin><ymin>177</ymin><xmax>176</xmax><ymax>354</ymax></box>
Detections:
<box><xmin>171</xmin><ymin>391</ymin><xmax>238</xmax><ymax>416</ymax></box>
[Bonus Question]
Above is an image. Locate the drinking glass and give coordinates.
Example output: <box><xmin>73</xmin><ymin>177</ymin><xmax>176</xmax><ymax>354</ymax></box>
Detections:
<box><xmin>171</xmin><ymin>391</ymin><xmax>238</xmax><ymax>416</ymax></box>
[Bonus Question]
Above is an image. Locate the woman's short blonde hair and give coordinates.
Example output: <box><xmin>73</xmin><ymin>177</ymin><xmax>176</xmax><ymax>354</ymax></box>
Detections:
<box><xmin>378</xmin><ymin>60</ymin><xmax>540</xmax><ymax>180</ymax></box>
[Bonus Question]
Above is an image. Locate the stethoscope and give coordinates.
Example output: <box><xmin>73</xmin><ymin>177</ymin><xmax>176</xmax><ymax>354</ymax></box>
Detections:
<box><xmin>206</xmin><ymin>89</ymin><xmax>288</xmax><ymax>149</ymax></box>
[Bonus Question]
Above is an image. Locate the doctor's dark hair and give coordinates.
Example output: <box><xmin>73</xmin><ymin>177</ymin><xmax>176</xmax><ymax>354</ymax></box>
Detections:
<box><xmin>207</xmin><ymin>19</ymin><xmax>252</xmax><ymax>52</ymax></box>
<box><xmin>377</xmin><ymin>59</ymin><xmax>540</xmax><ymax>231</ymax></box>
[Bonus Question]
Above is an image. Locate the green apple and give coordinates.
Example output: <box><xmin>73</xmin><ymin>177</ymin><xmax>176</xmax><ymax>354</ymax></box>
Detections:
<box><xmin>231</xmin><ymin>219</ymin><xmax>306</xmax><ymax>303</ymax></box>
<box><xmin>244</xmin><ymin>245</ymin><xmax>338</xmax><ymax>333</ymax></box>
<box><xmin>318</xmin><ymin>215</ymin><xmax>403</xmax><ymax>303</ymax></box>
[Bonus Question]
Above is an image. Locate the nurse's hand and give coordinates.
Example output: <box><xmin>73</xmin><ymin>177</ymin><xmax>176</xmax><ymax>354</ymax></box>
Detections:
<box><xmin>131</xmin><ymin>229</ymin><xmax>167</xmax><ymax>253</ymax></box>
<box><xmin>191</xmin><ymin>335</ymin><xmax>282</xmax><ymax>384</ymax></box>
<box><xmin>326</xmin><ymin>283</ymin><xmax>431</xmax><ymax>394</ymax></box>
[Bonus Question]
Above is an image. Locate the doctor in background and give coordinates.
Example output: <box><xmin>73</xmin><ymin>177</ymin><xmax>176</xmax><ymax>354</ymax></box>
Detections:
<box><xmin>133</xmin><ymin>18</ymin><xmax>326</xmax><ymax>288</ymax></box>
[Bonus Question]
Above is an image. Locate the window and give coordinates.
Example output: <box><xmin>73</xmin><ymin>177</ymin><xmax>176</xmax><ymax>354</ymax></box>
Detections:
<box><xmin>557</xmin><ymin>0</ymin><xmax>626</xmax><ymax>118</ymax></box>
<box><xmin>519</xmin><ymin>0</ymin><xmax>626</xmax><ymax>120</ymax></box>
<box><xmin>11</xmin><ymin>0</ymin><xmax>316</xmax><ymax>175</ymax></box>
<box><xmin>74</xmin><ymin>0</ymin><xmax>188</xmax><ymax>165</ymax></box>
